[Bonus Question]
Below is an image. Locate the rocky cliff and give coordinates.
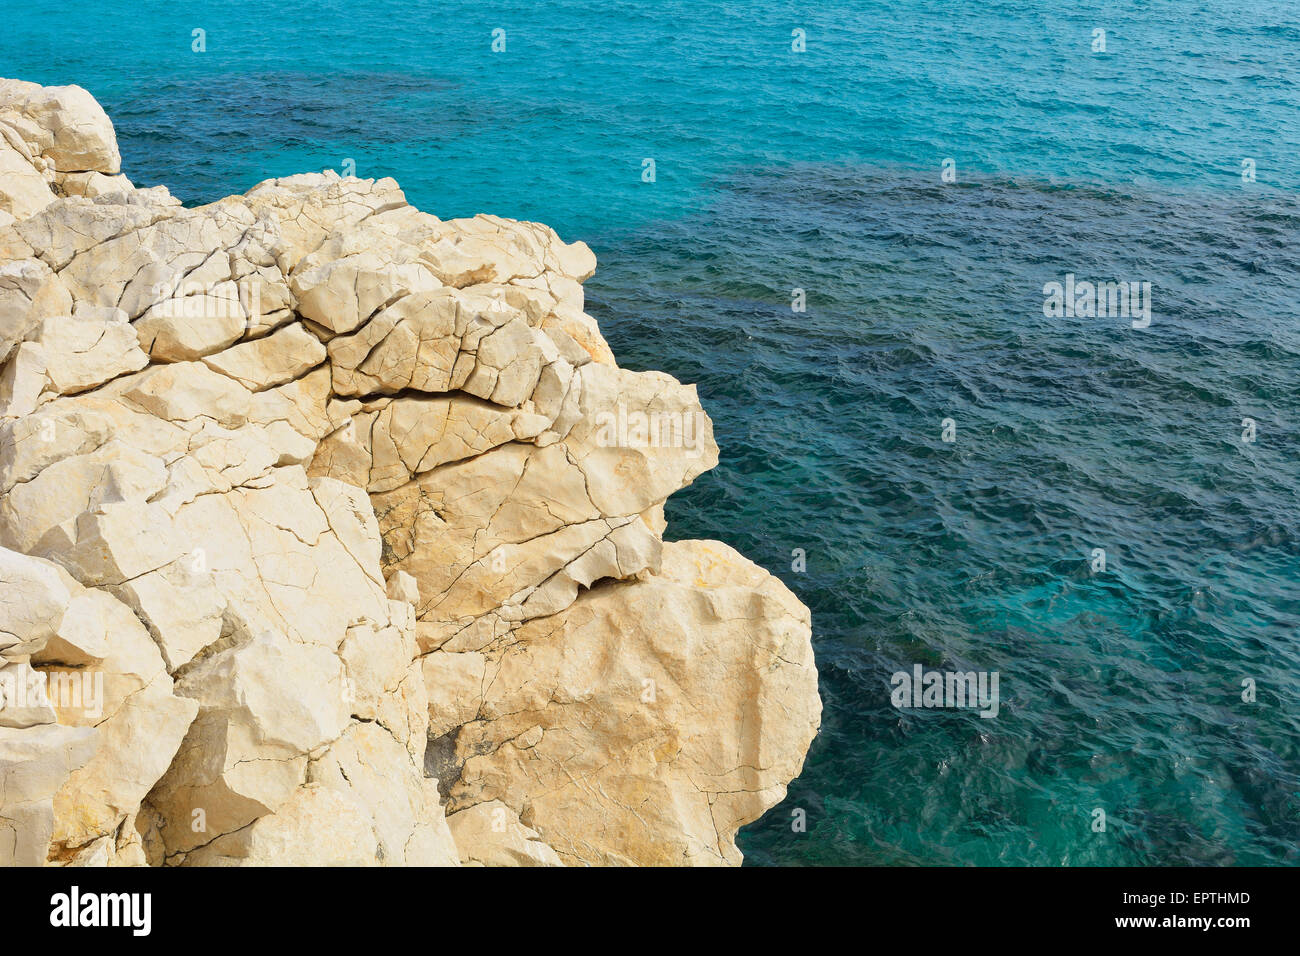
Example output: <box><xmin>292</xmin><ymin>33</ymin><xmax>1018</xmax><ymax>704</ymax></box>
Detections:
<box><xmin>0</xmin><ymin>79</ymin><xmax>820</xmax><ymax>867</ymax></box>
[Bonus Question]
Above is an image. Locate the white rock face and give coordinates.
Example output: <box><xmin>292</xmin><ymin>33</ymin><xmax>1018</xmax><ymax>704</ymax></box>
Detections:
<box><xmin>0</xmin><ymin>79</ymin><xmax>820</xmax><ymax>867</ymax></box>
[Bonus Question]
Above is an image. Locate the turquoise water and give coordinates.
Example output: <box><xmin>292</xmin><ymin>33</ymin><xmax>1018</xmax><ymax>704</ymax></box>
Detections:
<box><xmin>5</xmin><ymin>0</ymin><xmax>1299</xmax><ymax>865</ymax></box>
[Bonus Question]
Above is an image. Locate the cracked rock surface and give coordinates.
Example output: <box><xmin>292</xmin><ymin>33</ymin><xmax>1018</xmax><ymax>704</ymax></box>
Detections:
<box><xmin>0</xmin><ymin>80</ymin><xmax>821</xmax><ymax>867</ymax></box>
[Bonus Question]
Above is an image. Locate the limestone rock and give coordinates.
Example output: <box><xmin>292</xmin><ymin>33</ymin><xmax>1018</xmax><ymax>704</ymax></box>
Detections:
<box><xmin>0</xmin><ymin>659</ymin><xmax>57</xmax><ymax>727</ymax></box>
<box><xmin>0</xmin><ymin>340</ymin><xmax>45</xmax><ymax>417</ymax></box>
<box><xmin>0</xmin><ymin>256</ymin><xmax>71</xmax><ymax>366</ymax></box>
<box><xmin>34</xmin><ymin>304</ymin><xmax>149</xmax><ymax>394</ymax></box>
<box><xmin>180</xmin><ymin>784</ymin><xmax>381</xmax><ymax>867</ymax></box>
<box><xmin>201</xmin><ymin>322</ymin><xmax>326</xmax><ymax>391</ymax></box>
<box><xmin>446</xmin><ymin>800</ymin><xmax>563</xmax><ymax>866</ymax></box>
<box><xmin>0</xmin><ymin>80</ymin><xmax>125</xmax><ymax>256</ymax></box>
<box><xmin>0</xmin><ymin>133</ymin><xmax>53</xmax><ymax>220</ymax></box>
<box><xmin>307</xmin><ymin>721</ymin><xmax>459</xmax><ymax>866</ymax></box>
<box><xmin>0</xmin><ymin>723</ymin><xmax>97</xmax><ymax>865</ymax></box>
<box><xmin>143</xmin><ymin>631</ymin><xmax>351</xmax><ymax>858</ymax></box>
<box><xmin>0</xmin><ymin>78</ymin><xmax>820</xmax><ymax>868</ymax></box>
<box><xmin>442</xmin><ymin>540</ymin><xmax>820</xmax><ymax>866</ymax></box>
<box><xmin>0</xmin><ymin>80</ymin><xmax>121</xmax><ymax>175</ymax></box>
<box><xmin>0</xmin><ymin>546</ymin><xmax>72</xmax><ymax>662</ymax></box>
<box><xmin>35</xmin><ymin>587</ymin><xmax>198</xmax><ymax>854</ymax></box>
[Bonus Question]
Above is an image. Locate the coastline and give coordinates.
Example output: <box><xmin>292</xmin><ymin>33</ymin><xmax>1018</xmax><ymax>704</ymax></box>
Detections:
<box><xmin>0</xmin><ymin>79</ymin><xmax>821</xmax><ymax>866</ymax></box>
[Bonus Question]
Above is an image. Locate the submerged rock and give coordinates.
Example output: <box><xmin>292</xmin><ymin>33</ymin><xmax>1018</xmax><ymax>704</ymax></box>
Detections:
<box><xmin>0</xmin><ymin>79</ymin><xmax>820</xmax><ymax>866</ymax></box>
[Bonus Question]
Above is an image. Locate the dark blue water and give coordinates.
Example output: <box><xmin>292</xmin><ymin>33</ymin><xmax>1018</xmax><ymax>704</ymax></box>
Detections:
<box><xmin>5</xmin><ymin>0</ymin><xmax>1298</xmax><ymax>865</ymax></box>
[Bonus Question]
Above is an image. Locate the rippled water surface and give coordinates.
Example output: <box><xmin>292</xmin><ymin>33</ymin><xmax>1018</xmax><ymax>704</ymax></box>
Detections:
<box><xmin>6</xmin><ymin>0</ymin><xmax>1298</xmax><ymax>865</ymax></box>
